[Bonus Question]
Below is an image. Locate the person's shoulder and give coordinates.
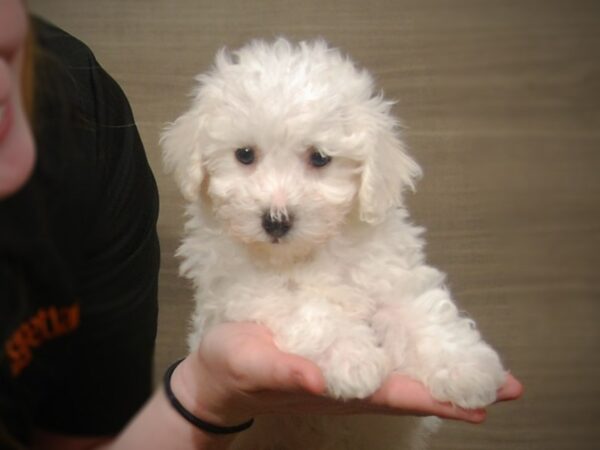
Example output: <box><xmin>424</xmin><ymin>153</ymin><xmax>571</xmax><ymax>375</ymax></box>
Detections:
<box><xmin>31</xmin><ymin>15</ymin><xmax>131</xmax><ymax>125</ymax></box>
<box><xmin>31</xmin><ymin>16</ymin><xmax>99</xmax><ymax>72</ymax></box>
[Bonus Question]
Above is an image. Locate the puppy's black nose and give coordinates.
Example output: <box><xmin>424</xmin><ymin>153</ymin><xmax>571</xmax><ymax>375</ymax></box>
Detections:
<box><xmin>262</xmin><ymin>212</ymin><xmax>293</xmax><ymax>239</ymax></box>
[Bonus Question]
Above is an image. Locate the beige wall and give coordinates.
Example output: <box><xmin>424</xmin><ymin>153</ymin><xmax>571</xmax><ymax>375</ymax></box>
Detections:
<box><xmin>28</xmin><ymin>1</ymin><xmax>600</xmax><ymax>449</ymax></box>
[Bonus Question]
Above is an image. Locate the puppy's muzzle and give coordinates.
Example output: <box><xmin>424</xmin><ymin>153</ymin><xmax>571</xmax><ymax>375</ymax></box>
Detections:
<box><xmin>262</xmin><ymin>212</ymin><xmax>293</xmax><ymax>239</ymax></box>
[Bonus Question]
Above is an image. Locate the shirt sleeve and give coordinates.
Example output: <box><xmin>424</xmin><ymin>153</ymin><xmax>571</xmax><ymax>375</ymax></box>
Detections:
<box><xmin>32</xmin><ymin>25</ymin><xmax>160</xmax><ymax>436</ymax></box>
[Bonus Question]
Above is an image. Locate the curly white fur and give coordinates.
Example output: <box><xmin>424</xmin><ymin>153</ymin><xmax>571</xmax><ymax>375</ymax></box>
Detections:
<box><xmin>162</xmin><ymin>38</ymin><xmax>506</xmax><ymax>450</ymax></box>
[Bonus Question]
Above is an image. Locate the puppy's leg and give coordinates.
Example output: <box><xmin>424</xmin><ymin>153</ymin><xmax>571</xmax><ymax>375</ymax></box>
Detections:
<box><xmin>317</xmin><ymin>322</ymin><xmax>390</xmax><ymax>399</ymax></box>
<box><xmin>202</xmin><ymin>282</ymin><xmax>390</xmax><ymax>400</ymax></box>
<box><xmin>271</xmin><ymin>303</ymin><xmax>390</xmax><ymax>400</ymax></box>
<box><xmin>373</xmin><ymin>286</ymin><xmax>506</xmax><ymax>409</ymax></box>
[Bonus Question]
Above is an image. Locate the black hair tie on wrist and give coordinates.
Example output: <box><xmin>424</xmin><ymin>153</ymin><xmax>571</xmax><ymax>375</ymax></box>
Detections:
<box><xmin>163</xmin><ymin>358</ymin><xmax>254</xmax><ymax>434</ymax></box>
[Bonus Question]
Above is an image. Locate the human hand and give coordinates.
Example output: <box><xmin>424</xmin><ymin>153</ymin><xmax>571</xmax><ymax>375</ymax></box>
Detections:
<box><xmin>170</xmin><ymin>322</ymin><xmax>523</xmax><ymax>428</ymax></box>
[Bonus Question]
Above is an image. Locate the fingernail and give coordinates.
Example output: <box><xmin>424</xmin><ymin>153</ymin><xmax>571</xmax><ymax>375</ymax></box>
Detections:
<box><xmin>469</xmin><ymin>409</ymin><xmax>487</xmax><ymax>423</ymax></box>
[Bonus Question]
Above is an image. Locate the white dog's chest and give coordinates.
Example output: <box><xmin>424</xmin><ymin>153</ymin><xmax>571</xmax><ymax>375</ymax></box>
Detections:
<box><xmin>204</xmin><ymin>262</ymin><xmax>377</xmax><ymax>322</ymax></box>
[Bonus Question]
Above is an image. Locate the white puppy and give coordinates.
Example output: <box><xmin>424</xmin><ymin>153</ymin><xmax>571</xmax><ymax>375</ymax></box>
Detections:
<box><xmin>161</xmin><ymin>38</ymin><xmax>507</xmax><ymax>450</ymax></box>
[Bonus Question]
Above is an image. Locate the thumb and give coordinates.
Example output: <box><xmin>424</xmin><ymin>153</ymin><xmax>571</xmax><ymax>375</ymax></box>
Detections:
<box><xmin>269</xmin><ymin>352</ymin><xmax>327</xmax><ymax>396</ymax></box>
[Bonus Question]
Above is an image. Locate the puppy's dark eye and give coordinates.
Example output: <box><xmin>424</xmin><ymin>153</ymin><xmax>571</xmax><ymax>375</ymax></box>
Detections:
<box><xmin>309</xmin><ymin>150</ymin><xmax>331</xmax><ymax>168</ymax></box>
<box><xmin>235</xmin><ymin>147</ymin><xmax>255</xmax><ymax>165</ymax></box>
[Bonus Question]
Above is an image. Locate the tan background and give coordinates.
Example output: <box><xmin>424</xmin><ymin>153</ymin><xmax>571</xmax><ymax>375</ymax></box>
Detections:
<box><xmin>28</xmin><ymin>1</ymin><xmax>600</xmax><ymax>449</ymax></box>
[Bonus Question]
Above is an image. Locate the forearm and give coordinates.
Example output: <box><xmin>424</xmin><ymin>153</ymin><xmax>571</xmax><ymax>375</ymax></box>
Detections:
<box><xmin>100</xmin><ymin>388</ymin><xmax>235</xmax><ymax>450</ymax></box>
<box><xmin>32</xmin><ymin>356</ymin><xmax>240</xmax><ymax>450</ymax></box>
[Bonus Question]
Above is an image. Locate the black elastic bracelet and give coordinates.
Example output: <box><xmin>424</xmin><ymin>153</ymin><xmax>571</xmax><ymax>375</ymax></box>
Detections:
<box><xmin>163</xmin><ymin>358</ymin><xmax>254</xmax><ymax>434</ymax></box>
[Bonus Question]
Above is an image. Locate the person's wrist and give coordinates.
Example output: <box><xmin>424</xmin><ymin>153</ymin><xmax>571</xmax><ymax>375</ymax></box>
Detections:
<box><xmin>169</xmin><ymin>355</ymin><xmax>254</xmax><ymax>428</ymax></box>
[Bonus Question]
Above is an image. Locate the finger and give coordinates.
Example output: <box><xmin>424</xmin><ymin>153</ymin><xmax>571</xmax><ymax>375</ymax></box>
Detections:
<box><xmin>371</xmin><ymin>375</ymin><xmax>487</xmax><ymax>424</ymax></box>
<box><xmin>495</xmin><ymin>373</ymin><xmax>524</xmax><ymax>402</ymax></box>
<box><xmin>233</xmin><ymin>323</ymin><xmax>328</xmax><ymax>395</ymax></box>
<box><xmin>271</xmin><ymin>352</ymin><xmax>327</xmax><ymax>395</ymax></box>
<box><xmin>236</xmin><ymin>338</ymin><xmax>327</xmax><ymax>396</ymax></box>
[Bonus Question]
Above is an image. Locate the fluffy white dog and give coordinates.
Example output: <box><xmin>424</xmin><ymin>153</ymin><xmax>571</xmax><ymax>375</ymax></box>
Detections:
<box><xmin>161</xmin><ymin>38</ymin><xmax>507</xmax><ymax>450</ymax></box>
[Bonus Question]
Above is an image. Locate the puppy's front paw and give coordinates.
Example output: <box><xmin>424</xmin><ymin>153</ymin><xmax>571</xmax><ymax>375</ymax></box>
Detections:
<box><xmin>426</xmin><ymin>347</ymin><xmax>507</xmax><ymax>409</ymax></box>
<box><xmin>321</xmin><ymin>341</ymin><xmax>390</xmax><ymax>400</ymax></box>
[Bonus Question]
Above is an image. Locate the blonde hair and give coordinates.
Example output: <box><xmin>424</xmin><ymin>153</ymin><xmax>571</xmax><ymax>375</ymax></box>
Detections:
<box><xmin>20</xmin><ymin>21</ymin><xmax>36</xmax><ymax>124</ymax></box>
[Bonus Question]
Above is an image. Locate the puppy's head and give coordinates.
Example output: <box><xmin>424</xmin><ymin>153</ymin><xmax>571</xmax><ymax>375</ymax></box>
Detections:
<box><xmin>162</xmin><ymin>39</ymin><xmax>421</xmax><ymax>255</ymax></box>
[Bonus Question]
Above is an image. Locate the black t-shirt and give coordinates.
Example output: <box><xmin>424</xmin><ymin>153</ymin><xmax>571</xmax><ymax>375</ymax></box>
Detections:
<box><xmin>0</xmin><ymin>18</ymin><xmax>160</xmax><ymax>446</ymax></box>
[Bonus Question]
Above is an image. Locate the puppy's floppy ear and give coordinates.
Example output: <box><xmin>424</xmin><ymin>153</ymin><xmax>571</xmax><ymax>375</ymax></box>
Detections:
<box><xmin>160</xmin><ymin>110</ymin><xmax>204</xmax><ymax>202</ymax></box>
<box><xmin>358</xmin><ymin>118</ymin><xmax>422</xmax><ymax>224</ymax></box>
